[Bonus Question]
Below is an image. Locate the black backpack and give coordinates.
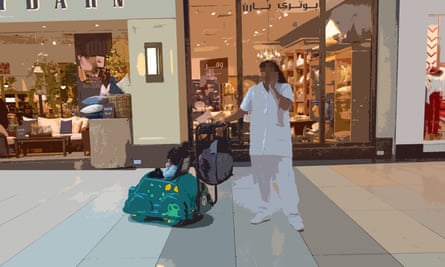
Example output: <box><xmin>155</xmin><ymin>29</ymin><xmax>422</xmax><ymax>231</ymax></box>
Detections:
<box><xmin>197</xmin><ymin>137</ymin><xmax>233</xmax><ymax>185</ymax></box>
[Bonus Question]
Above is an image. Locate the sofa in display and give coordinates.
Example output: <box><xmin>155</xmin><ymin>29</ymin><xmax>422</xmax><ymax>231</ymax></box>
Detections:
<box><xmin>16</xmin><ymin>116</ymin><xmax>90</xmax><ymax>155</ymax></box>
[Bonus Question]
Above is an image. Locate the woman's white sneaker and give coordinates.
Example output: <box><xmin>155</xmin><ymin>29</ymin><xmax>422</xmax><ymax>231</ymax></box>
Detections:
<box><xmin>250</xmin><ymin>212</ymin><xmax>272</xmax><ymax>224</ymax></box>
<box><xmin>288</xmin><ymin>215</ymin><xmax>304</xmax><ymax>232</ymax></box>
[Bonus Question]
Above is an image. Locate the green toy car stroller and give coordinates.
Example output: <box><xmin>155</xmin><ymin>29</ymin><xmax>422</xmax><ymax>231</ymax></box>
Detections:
<box><xmin>123</xmin><ymin>122</ymin><xmax>233</xmax><ymax>226</ymax></box>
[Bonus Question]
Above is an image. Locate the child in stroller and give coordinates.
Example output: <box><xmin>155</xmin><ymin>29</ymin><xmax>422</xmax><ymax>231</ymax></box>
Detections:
<box><xmin>147</xmin><ymin>142</ymin><xmax>189</xmax><ymax>180</ymax></box>
<box><xmin>123</xmin><ymin>142</ymin><xmax>213</xmax><ymax>226</ymax></box>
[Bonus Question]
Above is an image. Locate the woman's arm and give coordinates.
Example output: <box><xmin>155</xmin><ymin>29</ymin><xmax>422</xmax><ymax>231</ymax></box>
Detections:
<box><xmin>223</xmin><ymin>108</ymin><xmax>248</xmax><ymax>124</ymax></box>
<box><xmin>271</xmin><ymin>86</ymin><xmax>293</xmax><ymax>110</ymax></box>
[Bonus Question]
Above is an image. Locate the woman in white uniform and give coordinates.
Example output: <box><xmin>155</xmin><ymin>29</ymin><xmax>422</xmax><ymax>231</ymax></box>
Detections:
<box><xmin>223</xmin><ymin>60</ymin><xmax>304</xmax><ymax>231</ymax></box>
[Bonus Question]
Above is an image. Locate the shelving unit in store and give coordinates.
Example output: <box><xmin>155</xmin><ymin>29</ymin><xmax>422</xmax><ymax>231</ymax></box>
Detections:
<box><xmin>283</xmin><ymin>49</ymin><xmax>314</xmax><ymax>116</ymax></box>
<box><xmin>325</xmin><ymin>45</ymin><xmax>370</xmax><ymax>143</ymax></box>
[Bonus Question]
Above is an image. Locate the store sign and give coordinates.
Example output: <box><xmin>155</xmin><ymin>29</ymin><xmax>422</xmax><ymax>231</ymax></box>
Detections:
<box><xmin>0</xmin><ymin>0</ymin><xmax>125</xmax><ymax>11</ymax></box>
<box><xmin>242</xmin><ymin>1</ymin><xmax>319</xmax><ymax>13</ymax></box>
<box><xmin>200</xmin><ymin>58</ymin><xmax>228</xmax><ymax>84</ymax></box>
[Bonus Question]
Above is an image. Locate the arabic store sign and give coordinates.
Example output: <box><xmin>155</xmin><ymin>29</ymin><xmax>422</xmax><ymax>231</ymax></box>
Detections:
<box><xmin>242</xmin><ymin>0</ymin><xmax>319</xmax><ymax>13</ymax></box>
<box><xmin>0</xmin><ymin>0</ymin><xmax>124</xmax><ymax>11</ymax></box>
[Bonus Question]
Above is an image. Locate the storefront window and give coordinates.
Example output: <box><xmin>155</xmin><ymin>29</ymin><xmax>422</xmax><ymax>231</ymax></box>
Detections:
<box><xmin>325</xmin><ymin>1</ymin><xmax>374</xmax><ymax>144</ymax></box>
<box><xmin>188</xmin><ymin>0</ymin><xmax>376</xmax><ymax>151</ymax></box>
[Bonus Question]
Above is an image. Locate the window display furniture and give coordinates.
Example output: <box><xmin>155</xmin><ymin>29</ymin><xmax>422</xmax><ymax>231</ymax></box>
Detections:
<box><xmin>14</xmin><ymin>135</ymin><xmax>71</xmax><ymax>157</ymax></box>
<box><xmin>13</xmin><ymin>116</ymin><xmax>89</xmax><ymax>155</ymax></box>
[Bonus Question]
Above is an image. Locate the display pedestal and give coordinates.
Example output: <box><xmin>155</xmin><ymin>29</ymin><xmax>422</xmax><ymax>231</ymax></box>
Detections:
<box><xmin>89</xmin><ymin>118</ymin><xmax>132</xmax><ymax>168</ymax></box>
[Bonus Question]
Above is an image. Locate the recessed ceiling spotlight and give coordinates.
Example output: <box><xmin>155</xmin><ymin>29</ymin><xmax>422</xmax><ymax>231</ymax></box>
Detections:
<box><xmin>283</xmin><ymin>12</ymin><xmax>289</xmax><ymax>17</ymax></box>
<box><xmin>243</xmin><ymin>11</ymin><xmax>248</xmax><ymax>15</ymax></box>
<box><xmin>95</xmin><ymin>24</ymin><xmax>100</xmax><ymax>27</ymax></box>
<box><xmin>227</xmin><ymin>11</ymin><xmax>232</xmax><ymax>15</ymax></box>
<box><xmin>211</xmin><ymin>11</ymin><xmax>216</xmax><ymax>16</ymax></box>
<box><xmin>256</xmin><ymin>10</ymin><xmax>261</xmax><ymax>14</ymax></box>
<box><xmin>197</xmin><ymin>43</ymin><xmax>201</xmax><ymax>47</ymax></box>
<box><xmin>52</xmin><ymin>41</ymin><xmax>57</xmax><ymax>45</ymax></box>
<box><xmin>41</xmin><ymin>25</ymin><xmax>47</xmax><ymax>29</ymax></box>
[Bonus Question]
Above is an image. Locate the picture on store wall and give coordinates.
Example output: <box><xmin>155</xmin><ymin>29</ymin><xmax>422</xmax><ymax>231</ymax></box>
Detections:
<box><xmin>0</xmin><ymin>62</ymin><xmax>10</xmax><ymax>74</ymax></box>
<box><xmin>424</xmin><ymin>16</ymin><xmax>445</xmax><ymax>141</ymax></box>
<box><xmin>193</xmin><ymin>57</ymin><xmax>228</xmax><ymax>112</ymax></box>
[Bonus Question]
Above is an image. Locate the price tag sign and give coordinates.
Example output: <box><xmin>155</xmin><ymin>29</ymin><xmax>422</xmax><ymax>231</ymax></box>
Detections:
<box><xmin>16</xmin><ymin>126</ymin><xmax>26</xmax><ymax>138</ymax></box>
<box><xmin>103</xmin><ymin>103</ymin><xmax>115</xmax><ymax>118</ymax></box>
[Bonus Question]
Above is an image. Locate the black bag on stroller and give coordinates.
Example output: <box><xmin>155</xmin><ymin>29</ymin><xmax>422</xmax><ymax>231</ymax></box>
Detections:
<box><xmin>195</xmin><ymin>121</ymin><xmax>234</xmax><ymax>185</ymax></box>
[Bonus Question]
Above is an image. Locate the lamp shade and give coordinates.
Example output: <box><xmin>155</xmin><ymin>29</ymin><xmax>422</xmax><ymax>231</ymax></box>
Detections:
<box><xmin>33</xmin><ymin>66</ymin><xmax>44</xmax><ymax>73</ymax></box>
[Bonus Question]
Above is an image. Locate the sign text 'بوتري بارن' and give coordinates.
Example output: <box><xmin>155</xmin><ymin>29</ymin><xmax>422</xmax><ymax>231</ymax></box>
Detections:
<box><xmin>242</xmin><ymin>1</ymin><xmax>319</xmax><ymax>13</ymax></box>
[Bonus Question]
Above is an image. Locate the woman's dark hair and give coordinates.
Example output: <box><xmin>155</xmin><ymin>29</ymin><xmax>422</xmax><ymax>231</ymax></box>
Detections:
<box><xmin>259</xmin><ymin>60</ymin><xmax>287</xmax><ymax>83</ymax></box>
<box><xmin>167</xmin><ymin>142</ymin><xmax>189</xmax><ymax>165</ymax></box>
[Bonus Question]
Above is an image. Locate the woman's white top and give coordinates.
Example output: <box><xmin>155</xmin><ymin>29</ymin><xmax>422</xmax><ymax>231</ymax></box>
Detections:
<box><xmin>240</xmin><ymin>82</ymin><xmax>294</xmax><ymax>157</ymax></box>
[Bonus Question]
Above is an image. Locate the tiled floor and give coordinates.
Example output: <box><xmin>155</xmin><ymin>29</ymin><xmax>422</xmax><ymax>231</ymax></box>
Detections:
<box><xmin>0</xmin><ymin>161</ymin><xmax>444</xmax><ymax>266</ymax></box>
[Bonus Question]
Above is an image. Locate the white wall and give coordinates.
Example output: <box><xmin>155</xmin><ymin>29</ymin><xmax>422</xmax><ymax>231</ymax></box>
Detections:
<box><xmin>376</xmin><ymin>0</ymin><xmax>398</xmax><ymax>140</ymax></box>
<box><xmin>396</xmin><ymin>1</ymin><xmax>445</xmax><ymax>145</ymax></box>
<box><xmin>127</xmin><ymin>19</ymin><xmax>185</xmax><ymax>145</ymax></box>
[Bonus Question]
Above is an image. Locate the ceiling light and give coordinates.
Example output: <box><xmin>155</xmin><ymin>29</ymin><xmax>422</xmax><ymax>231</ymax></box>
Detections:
<box><xmin>95</xmin><ymin>24</ymin><xmax>100</xmax><ymax>27</ymax></box>
<box><xmin>256</xmin><ymin>0</ymin><xmax>282</xmax><ymax>63</ymax></box>
<box><xmin>211</xmin><ymin>11</ymin><xmax>216</xmax><ymax>16</ymax></box>
<box><xmin>52</xmin><ymin>41</ymin><xmax>57</xmax><ymax>45</ymax></box>
<box><xmin>227</xmin><ymin>11</ymin><xmax>232</xmax><ymax>15</ymax></box>
<box><xmin>41</xmin><ymin>25</ymin><xmax>47</xmax><ymax>29</ymax></box>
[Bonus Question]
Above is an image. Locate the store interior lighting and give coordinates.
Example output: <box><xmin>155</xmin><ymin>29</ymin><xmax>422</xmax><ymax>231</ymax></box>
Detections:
<box><xmin>256</xmin><ymin>0</ymin><xmax>282</xmax><ymax>62</ymax></box>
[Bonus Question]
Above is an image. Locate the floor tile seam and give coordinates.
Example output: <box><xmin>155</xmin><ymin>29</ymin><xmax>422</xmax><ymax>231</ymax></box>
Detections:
<box><xmin>0</xmin><ymin>194</ymin><xmax>17</xmax><ymax>205</ymax></box>
<box><xmin>295</xmin><ymin>166</ymin><xmax>360</xmax><ymax>188</ymax></box>
<box><xmin>311</xmin><ymin>252</ymin><xmax>399</xmax><ymax>257</ymax></box>
<box><xmin>0</xmin><ymin>202</ymin><xmax>42</xmax><ymax>227</ymax></box>
<box><xmin>300</xmin><ymin>167</ymin><xmax>431</xmax><ymax>215</ymax></box>
<box><xmin>398</xmin><ymin>207</ymin><xmax>445</xmax><ymax>211</ymax></box>
<box><xmin>0</xmin><ymin>185</ymin><xmax>103</xmax><ymax>227</ymax></box>
<box><xmin>297</xmin><ymin>171</ymin><xmax>405</xmax><ymax>217</ymax></box>
<box><xmin>78</xmin><ymin>256</ymin><xmax>161</xmax><ymax>261</ymax></box>
<box><xmin>414</xmin><ymin>222</ymin><xmax>445</xmax><ymax>240</ymax></box>
<box><xmin>295</xmin><ymin>169</ymin><xmax>402</xmax><ymax>263</ymax></box>
<box><xmin>295</xmin><ymin>169</ymin><xmax>434</xmax><ymax>265</ymax></box>
<box><xmin>0</xmin><ymin>194</ymin><xmax>100</xmax><ymax>266</ymax></box>
<box><xmin>343</xmin><ymin>208</ymin><xmax>445</xmax><ymax>251</ymax></box>
<box><xmin>392</xmin><ymin>252</ymin><xmax>445</xmax><ymax>255</ymax></box>
<box><xmin>316</xmin><ymin>185</ymin><xmax>399</xmax><ymax>211</ymax></box>
<box><xmin>76</xmin><ymin>214</ymin><xmax>126</xmax><ymax>266</ymax></box>
<box><xmin>229</xmin><ymin>182</ymin><xmax>239</xmax><ymax>267</ymax></box>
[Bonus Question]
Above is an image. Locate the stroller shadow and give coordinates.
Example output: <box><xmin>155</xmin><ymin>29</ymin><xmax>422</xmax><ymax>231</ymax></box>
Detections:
<box><xmin>125</xmin><ymin>213</ymin><xmax>215</xmax><ymax>228</ymax></box>
<box><xmin>181</xmin><ymin>214</ymin><xmax>215</xmax><ymax>228</ymax></box>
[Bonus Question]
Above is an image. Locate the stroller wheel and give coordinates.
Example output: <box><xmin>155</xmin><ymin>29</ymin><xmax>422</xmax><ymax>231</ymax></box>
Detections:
<box><xmin>199</xmin><ymin>192</ymin><xmax>212</xmax><ymax>213</ymax></box>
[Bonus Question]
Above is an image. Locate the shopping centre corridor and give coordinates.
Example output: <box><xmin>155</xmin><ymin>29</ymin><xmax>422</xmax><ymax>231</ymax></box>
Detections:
<box><xmin>1</xmin><ymin>162</ymin><xmax>445</xmax><ymax>266</ymax></box>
